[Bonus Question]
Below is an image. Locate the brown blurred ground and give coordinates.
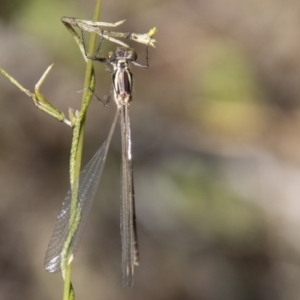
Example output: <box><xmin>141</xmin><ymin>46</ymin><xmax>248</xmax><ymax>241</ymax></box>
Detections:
<box><xmin>1</xmin><ymin>0</ymin><xmax>300</xmax><ymax>299</ymax></box>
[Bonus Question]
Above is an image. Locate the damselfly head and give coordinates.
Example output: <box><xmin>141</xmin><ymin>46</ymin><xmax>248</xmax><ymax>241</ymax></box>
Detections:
<box><xmin>109</xmin><ymin>47</ymin><xmax>137</xmax><ymax>63</ymax></box>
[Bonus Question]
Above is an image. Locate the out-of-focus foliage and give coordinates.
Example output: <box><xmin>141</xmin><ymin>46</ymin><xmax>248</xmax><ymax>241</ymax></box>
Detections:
<box><xmin>0</xmin><ymin>0</ymin><xmax>32</xmax><ymax>22</ymax></box>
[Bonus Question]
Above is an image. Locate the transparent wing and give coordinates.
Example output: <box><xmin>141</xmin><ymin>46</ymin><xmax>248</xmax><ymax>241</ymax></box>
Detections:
<box><xmin>44</xmin><ymin>109</ymin><xmax>119</xmax><ymax>273</ymax></box>
<box><xmin>120</xmin><ymin>103</ymin><xmax>138</xmax><ymax>286</ymax></box>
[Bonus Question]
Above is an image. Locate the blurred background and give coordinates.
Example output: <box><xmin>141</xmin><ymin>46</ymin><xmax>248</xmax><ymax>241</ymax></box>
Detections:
<box><xmin>1</xmin><ymin>0</ymin><xmax>300</xmax><ymax>299</ymax></box>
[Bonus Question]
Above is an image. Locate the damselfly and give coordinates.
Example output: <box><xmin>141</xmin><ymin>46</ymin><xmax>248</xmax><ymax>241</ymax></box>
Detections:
<box><xmin>44</xmin><ymin>40</ymin><xmax>149</xmax><ymax>286</ymax></box>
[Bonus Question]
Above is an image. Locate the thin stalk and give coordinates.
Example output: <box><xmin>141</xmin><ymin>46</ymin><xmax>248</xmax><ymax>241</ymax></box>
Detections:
<box><xmin>62</xmin><ymin>1</ymin><xmax>102</xmax><ymax>300</ymax></box>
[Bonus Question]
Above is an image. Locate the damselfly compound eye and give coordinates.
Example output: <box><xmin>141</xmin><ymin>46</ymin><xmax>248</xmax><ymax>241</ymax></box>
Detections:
<box><xmin>127</xmin><ymin>49</ymin><xmax>137</xmax><ymax>61</ymax></box>
<box><xmin>108</xmin><ymin>51</ymin><xmax>115</xmax><ymax>62</ymax></box>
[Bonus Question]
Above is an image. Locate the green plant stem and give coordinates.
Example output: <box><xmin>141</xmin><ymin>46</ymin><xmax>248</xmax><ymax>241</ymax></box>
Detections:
<box><xmin>62</xmin><ymin>1</ymin><xmax>102</xmax><ymax>300</ymax></box>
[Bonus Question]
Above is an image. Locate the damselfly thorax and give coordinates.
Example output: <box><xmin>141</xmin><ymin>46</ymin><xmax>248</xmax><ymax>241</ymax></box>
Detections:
<box><xmin>109</xmin><ymin>47</ymin><xmax>137</xmax><ymax>107</ymax></box>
